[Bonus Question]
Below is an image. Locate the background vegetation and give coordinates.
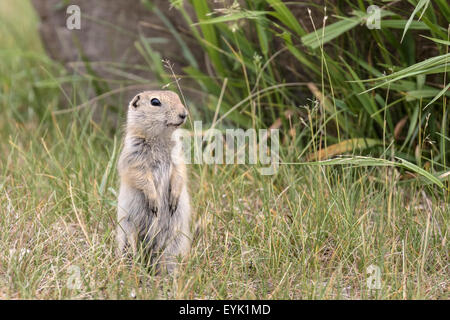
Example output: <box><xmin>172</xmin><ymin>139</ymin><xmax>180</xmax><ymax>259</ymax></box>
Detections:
<box><xmin>0</xmin><ymin>0</ymin><xmax>448</xmax><ymax>299</ymax></box>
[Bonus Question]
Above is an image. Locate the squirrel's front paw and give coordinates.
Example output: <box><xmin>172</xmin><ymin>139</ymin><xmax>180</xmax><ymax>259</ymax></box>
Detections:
<box><xmin>148</xmin><ymin>199</ymin><xmax>159</xmax><ymax>216</ymax></box>
<box><xmin>169</xmin><ymin>194</ymin><xmax>179</xmax><ymax>216</ymax></box>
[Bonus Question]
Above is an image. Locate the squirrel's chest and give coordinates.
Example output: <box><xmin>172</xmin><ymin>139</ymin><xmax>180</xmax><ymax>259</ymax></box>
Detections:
<box><xmin>151</xmin><ymin>160</ymin><xmax>170</xmax><ymax>181</ymax></box>
<box><xmin>126</xmin><ymin>137</ymin><xmax>174</xmax><ymax>195</ymax></box>
<box><xmin>148</xmin><ymin>155</ymin><xmax>172</xmax><ymax>195</ymax></box>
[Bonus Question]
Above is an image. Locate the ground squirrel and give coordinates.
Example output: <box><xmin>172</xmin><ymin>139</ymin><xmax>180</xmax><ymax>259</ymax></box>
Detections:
<box><xmin>117</xmin><ymin>90</ymin><xmax>191</xmax><ymax>272</ymax></box>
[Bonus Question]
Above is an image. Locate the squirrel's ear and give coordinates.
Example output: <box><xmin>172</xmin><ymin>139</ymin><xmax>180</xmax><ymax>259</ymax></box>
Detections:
<box><xmin>131</xmin><ymin>94</ymin><xmax>141</xmax><ymax>108</ymax></box>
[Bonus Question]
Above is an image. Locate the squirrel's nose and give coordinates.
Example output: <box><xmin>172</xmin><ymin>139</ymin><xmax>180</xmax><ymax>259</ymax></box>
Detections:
<box><xmin>178</xmin><ymin>113</ymin><xmax>187</xmax><ymax>120</ymax></box>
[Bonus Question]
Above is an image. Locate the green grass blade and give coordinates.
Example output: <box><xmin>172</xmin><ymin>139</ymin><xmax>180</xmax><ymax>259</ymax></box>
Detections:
<box><xmin>424</xmin><ymin>83</ymin><xmax>450</xmax><ymax>109</ymax></box>
<box><xmin>266</xmin><ymin>0</ymin><xmax>306</xmax><ymax>37</ymax></box>
<box><xmin>190</xmin><ymin>0</ymin><xmax>225</xmax><ymax>75</ymax></box>
<box><xmin>301</xmin><ymin>18</ymin><xmax>360</xmax><ymax>49</ymax></box>
<box><xmin>192</xmin><ymin>10</ymin><xmax>268</xmax><ymax>25</ymax></box>
<box><xmin>401</xmin><ymin>0</ymin><xmax>430</xmax><ymax>43</ymax></box>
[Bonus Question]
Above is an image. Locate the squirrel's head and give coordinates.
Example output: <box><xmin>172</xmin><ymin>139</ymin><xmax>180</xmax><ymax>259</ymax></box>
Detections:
<box><xmin>127</xmin><ymin>90</ymin><xmax>188</xmax><ymax>138</ymax></box>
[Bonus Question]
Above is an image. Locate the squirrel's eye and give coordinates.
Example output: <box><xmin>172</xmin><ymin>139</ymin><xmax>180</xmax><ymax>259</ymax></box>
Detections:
<box><xmin>151</xmin><ymin>98</ymin><xmax>161</xmax><ymax>107</ymax></box>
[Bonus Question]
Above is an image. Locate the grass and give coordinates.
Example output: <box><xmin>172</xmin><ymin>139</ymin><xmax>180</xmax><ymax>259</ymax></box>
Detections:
<box><xmin>0</xmin><ymin>0</ymin><xmax>448</xmax><ymax>299</ymax></box>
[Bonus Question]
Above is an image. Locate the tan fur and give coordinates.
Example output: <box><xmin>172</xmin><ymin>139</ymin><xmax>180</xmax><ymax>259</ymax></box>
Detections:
<box><xmin>116</xmin><ymin>90</ymin><xmax>191</xmax><ymax>273</ymax></box>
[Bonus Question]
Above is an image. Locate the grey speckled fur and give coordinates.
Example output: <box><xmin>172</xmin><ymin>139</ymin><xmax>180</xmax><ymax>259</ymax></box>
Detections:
<box><xmin>116</xmin><ymin>90</ymin><xmax>191</xmax><ymax>273</ymax></box>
